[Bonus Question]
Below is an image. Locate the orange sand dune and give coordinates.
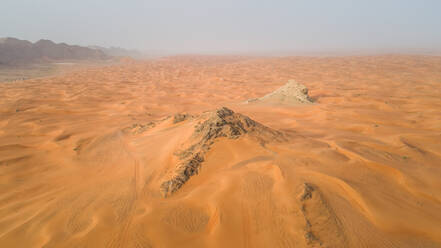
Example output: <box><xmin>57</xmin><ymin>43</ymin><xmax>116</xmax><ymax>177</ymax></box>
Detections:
<box><xmin>1</xmin><ymin>55</ymin><xmax>441</xmax><ymax>247</ymax></box>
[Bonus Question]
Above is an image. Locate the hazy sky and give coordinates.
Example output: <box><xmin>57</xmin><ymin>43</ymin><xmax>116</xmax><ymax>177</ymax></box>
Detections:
<box><xmin>1</xmin><ymin>0</ymin><xmax>441</xmax><ymax>54</ymax></box>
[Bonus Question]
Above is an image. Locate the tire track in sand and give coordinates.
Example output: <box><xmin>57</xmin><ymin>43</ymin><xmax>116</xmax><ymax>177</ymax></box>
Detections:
<box><xmin>107</xmin><ymin>135</ymin><xmax>142</xmax><ymax>248</ymax></box>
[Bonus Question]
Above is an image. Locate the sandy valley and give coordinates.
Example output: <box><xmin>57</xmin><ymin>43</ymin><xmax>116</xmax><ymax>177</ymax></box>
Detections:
<box><xmin>1</xmin><ymin>55</ymin><xmax>441</xmax><ymax>247</ymax></box>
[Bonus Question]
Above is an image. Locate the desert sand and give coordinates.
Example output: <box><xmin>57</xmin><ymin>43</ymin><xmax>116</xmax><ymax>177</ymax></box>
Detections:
<box><xmin>1</xmin><ymin>55</ymin><xmax>441</xmax><ymax>247</ymax></box>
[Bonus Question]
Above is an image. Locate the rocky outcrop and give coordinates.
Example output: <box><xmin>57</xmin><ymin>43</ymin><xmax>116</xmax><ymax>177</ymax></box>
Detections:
<box><xmin>299</xmin><ymin>183</ymin><xmax>347</xmax><ymax>247</ymax></box>
<box><xmin>160</xmin><ymin>152</ymin><xmax>204</xmax><ymax>197</ymax></box>
<box><xmin>122</xmin><ymin>122</ymin><xmax>156</xmax><ymax>134</ymax></box>
<box><xmin>247</xmin><ymin>80</ymin><xmax>313</xmax><ymax>105</ymax></box>
<box><xmin>173</xmin><ymin>113</ymin><xmax>192</xmax><ymax>123</ymax></box>
<box><xmin>160</xmin><ymin>107</ymin><xmax>283</xmax><ymax>197</ymax></box>
<box><xmin>193</xmin><ymin>107</ymin><xmax>260</xmax><ymax>143</ymax></box>
<box><xmin>301</xmin><ymin>183</ymin><xmax>315</xmax><ymax>201</ymax></box>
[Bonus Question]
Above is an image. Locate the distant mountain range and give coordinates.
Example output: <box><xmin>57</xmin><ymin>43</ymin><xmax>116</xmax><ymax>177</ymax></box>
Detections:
<box><xmin>0</xmin><ymin>37</ymin><xmax>109</xmax><ymax>65</ymax></box>
<box><xmin>0</xmin><ymin>37</ymin><xmax>147</xmax><ymax>66</ymax></box>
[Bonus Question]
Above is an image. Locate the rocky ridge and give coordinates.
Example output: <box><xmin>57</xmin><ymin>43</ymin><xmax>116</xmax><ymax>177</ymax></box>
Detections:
<box><xmin>160</xmin><ymin>107</ymin><xmax>283</xmax><ymax>197</ymax></box>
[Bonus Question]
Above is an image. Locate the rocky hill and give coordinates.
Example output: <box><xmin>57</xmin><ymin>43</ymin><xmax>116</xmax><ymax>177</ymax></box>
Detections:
<box><xmin>0</xmin><ymin>37</ymin><xmax>109</xmax><ymax>65</ymax></box>
<box><xmin>247</xmin><ymin>79</ymin><xmax>314</xmax><ymax>105</ymax></box>
<box><xmin>160</xmin><ymin>107</ymin><xmax>284</xmax><ymax>197</ymax></box>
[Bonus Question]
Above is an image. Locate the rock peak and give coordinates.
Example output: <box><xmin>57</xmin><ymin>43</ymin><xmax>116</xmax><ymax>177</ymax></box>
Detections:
<box><xmin>247</xmin><ymin>79</ymin><xmax>313</xmax><ymax>105</ymax></box>
<box><xmin>215</xmin><ymin>107</ymin><xmax>234</xmax><ymax>118</ymax></box>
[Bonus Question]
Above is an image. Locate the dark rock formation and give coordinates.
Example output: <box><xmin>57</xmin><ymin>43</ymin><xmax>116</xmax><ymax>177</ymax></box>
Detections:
<box><xmin>173</xmin><ymin>113</ymin><xmax>191</xmax><ymax>123</ymax></box>
<box><xmin>301</xmin><ymin>183</ymin><xmax>315</xmax><ymax>201</ymax></box>
<box><xmin>160</xmin><ymin>107</ymin><xmax>283</xmax><ymax>197</ymax></box>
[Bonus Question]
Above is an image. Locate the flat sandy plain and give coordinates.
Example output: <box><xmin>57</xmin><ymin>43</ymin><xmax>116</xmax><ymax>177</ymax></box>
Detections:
<box><xmin>1</xmin><ymin>55</ymin><xmax>441</xmax><ymax>247</ymax></box>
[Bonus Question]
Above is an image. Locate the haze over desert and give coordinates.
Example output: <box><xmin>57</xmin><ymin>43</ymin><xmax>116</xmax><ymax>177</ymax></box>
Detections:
<box><xmin>2</xmin><ymin>0</ymin><xmax>441</xmax><ymax>247</ymax></box>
